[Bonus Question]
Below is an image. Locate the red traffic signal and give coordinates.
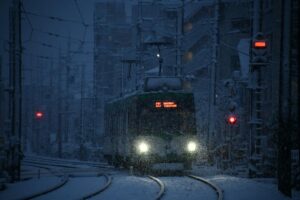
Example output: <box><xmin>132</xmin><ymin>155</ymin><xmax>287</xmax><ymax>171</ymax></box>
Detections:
<box><xmin>253</xmin><ymin>41</ymin><xmax>267</xmax><ymax>48</ymax></box>
<box><xmin>252</xmin><ymin>32</ymin><xmax>268</xmax><ymax>63</ymax></box>
<box><xmin>35</xmin><ymin>111</ymin><xmax>44</xmax><ymax>119</ymax></box>
<box><xmin>228</xmin><ymin>115</ymin><xmax>237</xmax><ymax>125</ymax></box>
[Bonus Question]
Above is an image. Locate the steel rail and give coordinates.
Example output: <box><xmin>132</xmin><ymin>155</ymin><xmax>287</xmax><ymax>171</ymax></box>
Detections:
<box><xmin>187</xmin><ymin>175</ymin><xmax>223</xmax><ymax>200</ymax></box>
<box><xmin>24</xmin><ymin>155</ymin><xmax>108</xmax><ymax>168</ymax></box>
<box><xmin>148</xmin><ymin>175</ymin><xmax>165</xmax><ymax>200</ymax></box>
<box><xmin>19</xmin><ymin>174</ymin><xmax>69</xmax><ymax>200</ymax></box>
<box><xmin>24</xmin><ymin>158</ymin><xmax>111</xmax><ymax>169</ymax></box>
<box><xmin>80</xmin><ymin>174</ymin><xmax>112</xmax><ymax>200</ymax></box>
<box><xmin>18</xmin><ymin>163</ymin><xmax>71</xmax><ymax>200</ymax></box>
<box><xmin>23</xmin><ymin>160</ymin><xmax>78</xmax><ymax>169</ymax></box>
<box><xmin>22</xmin><ymin>163</ymin><xmax>63</xmax><ymax>178</ymax></box>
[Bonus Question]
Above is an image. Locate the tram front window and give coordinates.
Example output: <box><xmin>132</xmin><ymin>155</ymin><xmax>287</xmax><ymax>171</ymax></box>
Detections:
<box><xmin>139</xmin><ymin>108</ymin><xmax>182</xmax><ymax>135</ymax></box>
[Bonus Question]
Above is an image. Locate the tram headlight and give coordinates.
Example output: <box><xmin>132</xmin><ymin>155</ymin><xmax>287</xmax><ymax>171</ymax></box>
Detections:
<box><xmin>187</xmin><ymin>141</ymin><xmax>197</xmax><ymax>153</ymax></box>
<box><xmin>137</xmin><ymin>141</ymin><xmax>149</xmax><ymax>154</ymax></box>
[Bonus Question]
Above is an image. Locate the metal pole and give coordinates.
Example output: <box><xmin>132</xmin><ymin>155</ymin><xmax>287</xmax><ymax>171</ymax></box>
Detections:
<box><xmin>9</xmin><ymin>4</ymin><xmax>16</xmax><ymax>182</ymax></box>
<box><xmin>208</xmin><ymin>0</ymin><xmax>219</xmax><ymax>162</ymax></box>
<box><xmin>79</xmin><ymin>65</ymin><xmax>84</xmax><ymax>159</ymax></box>
<box><xmin>158</xmin><ymin>46</ymin><xmax>162</xmax><ymax>76</ymax></box>
<box><xmin>17</xmin><ymin>0</ymin><xmax>22</xmax><ymax>181</ymax></box>
<box><xmin>278</xmin><ymin>0</ymin><xmax>291</xmax><ymax>196</ymax></box>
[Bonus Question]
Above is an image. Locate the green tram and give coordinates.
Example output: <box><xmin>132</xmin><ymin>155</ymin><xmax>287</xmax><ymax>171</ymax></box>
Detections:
<box><xmin>103</xmin><ymin>77</ymin><xmax>198</xmax><ymax>172</ymax></box>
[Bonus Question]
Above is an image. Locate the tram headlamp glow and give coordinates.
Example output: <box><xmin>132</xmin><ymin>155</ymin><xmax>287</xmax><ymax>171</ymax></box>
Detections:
<box><xmin>138</xmin><ymin>142</ymin><xmax>149</xmax><ymax>154</ymax></box>
<box><xmin>187</xmin><ymin>141</ymin><xmax>197</xmax><ymax>152</ymax></box>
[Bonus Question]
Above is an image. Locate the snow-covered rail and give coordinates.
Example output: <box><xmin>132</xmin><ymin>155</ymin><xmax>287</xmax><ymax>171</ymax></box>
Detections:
<box><xmin>148</xmin><ymin>175</ymin><xmax>165</xmax><ymax>200</ymax></box>
<box><xmin>20</xmin><ymin>175</ymin><xmax>69</xmax><ymax>200</ymax></box>
<box><xmin>23</xmin><ymin>160</ymin><xmax>78</xmax><ymax>169</ymax></box>
<box><xmin>80</xmin><ymin>174</ymin><xmax>112</xmax><ymax>200</ymax></box>
<box><xmin>187</xmin><ymin>175</ymin><xmax>223</xmax><ymax>200</ymax></box>
<box><xmin>22</xmin><ymin>162</ymin><xmax>67</xmax><ymax>178</ymax></box>
<box><xmin>24</xmin><ymin>155</ymin><xmax>109</xmax><ymax>168</ymax></box>
<box><xmin>17</xmin><ymin>164</ymin><xmax>70</xmax><ymax>200</ymax></box>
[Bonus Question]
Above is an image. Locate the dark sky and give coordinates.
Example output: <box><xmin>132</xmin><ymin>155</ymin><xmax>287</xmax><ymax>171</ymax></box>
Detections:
<box><xmin>1</xmin><ymin>0</ymin><xmax>95</xmax><ymax>86</ymax></box>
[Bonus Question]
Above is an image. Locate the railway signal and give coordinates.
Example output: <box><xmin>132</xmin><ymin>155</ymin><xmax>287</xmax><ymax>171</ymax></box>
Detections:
<box><xmin>35</xmin><ymin>111</ymin><xmax>44</xmax><ymax>119</ymax></box>
<box><xmin>252</xmin><ymin>32</ymin><xmax>268</xmax><ymax>63</ymax></box>
<box><xmin>227</xmin><ymin>114</ymin><xmax>237</xmax><ymax>125</ymax></box>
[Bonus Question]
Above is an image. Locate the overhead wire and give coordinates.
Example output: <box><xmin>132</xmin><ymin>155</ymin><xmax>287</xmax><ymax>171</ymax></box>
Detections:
<box><xmin>73</xmin><ymin>0</ymin><xmax>88</xmax><ymax>27</ymax></box>
<box><xmin>72</xmin><ymin>0</ymin><xmax>90</xmax><ymax>54</ymax></box>
<box><xmin>20</xmin><ymin>2</ymin><xmax>34</xmax><ymax>43</ymax></box>
<box><xmin>22</xmin><ymin>10</ymin><xmax>86</xmax><ymax>25</ymax></box>
<box><xmin>20</xmin><ymin>0</ymin><xmax>94</xmax><ymax>58</ymax></box>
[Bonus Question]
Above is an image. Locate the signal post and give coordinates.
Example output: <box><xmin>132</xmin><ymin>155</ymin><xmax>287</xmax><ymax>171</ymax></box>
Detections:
<box><xmin>249</xmin><ymin>32</ymin><xmax>268</xmax><ymax>177</ymax></box>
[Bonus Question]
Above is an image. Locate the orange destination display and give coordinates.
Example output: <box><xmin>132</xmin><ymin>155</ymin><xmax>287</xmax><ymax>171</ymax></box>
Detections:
<box><xmin>155</xmin><ymin>101</ymin><xmax>177</xmax><ymax>108</ymax></box>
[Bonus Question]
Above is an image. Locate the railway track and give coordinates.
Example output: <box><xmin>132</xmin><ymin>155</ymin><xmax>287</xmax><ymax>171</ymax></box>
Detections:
<box><xmin>21</xmin><ymin>157</ymin><xmax>222</xmax><ymax>200</ymax></box>
<box><xmin>187</xmin><ymin>175</ymin><xmax>223</xmax><ymax>200</ymax></box>
<box><xmin>148</xmin><ymin>174</ymin><xmax>223</xmax><ymax>200</ymax></box>
<box><xmin>18</xmin><ymin>164</ymin><xmax>69</xmax><ymax>200</ymax></box>
<box><xmin>80</xmin><ymin>174</ymin><xmax>112</xmax><ymax>200</ymax></box>
<box><xmin>148</xmin><ymin>175</ymin><xmax>165</xmax><ymax>200</ymax></box>
<box><xmin>21</xmin><ymin>161</ymin><xmax>112</xmax><ymax>200</ymax></box>
<box><xmin>24</xmin><ymin>155</ymin><xmax>109</xmax><ymax>168</ymax></box>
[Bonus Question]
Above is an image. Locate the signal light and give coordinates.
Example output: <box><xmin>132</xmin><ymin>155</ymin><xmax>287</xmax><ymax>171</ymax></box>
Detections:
<box><xmin>252</xmin><ymin>32</ymin><xmax>268</xmax><ymax>63</ymax></box>
<box><xmin>227</xmin><ymin>115</ymin><xmax>237</xmax><ymax>125</ymax></box>
<box><xmin>253</xmin><ymin>41</ymin><xmax>266</xmax><ymax>48</ymax></box>
<box><xmin>35</xmin><ymin>111</ymin><xmax>44</xmax><ymax>119</ymax></box>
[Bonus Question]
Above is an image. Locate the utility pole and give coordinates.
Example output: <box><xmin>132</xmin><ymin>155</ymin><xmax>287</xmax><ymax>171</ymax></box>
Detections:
<box><xmin>8</xmin><ymin>0</ymin><xmax>22</xmax><ymax>181</ymax></box>
<box><xmin>79</xmin><ymin>64</ymin><xmax>85</xmax><ymax>160</ymax></box>
<box><xmin>208</xmin><ymin>0</ymin><xmax>219</xmax><ymax>163</ymax></box>
<box><xmin>80</xmin><ymin>65</ymin><xmax>85</xmax><ymax>144</ymax></box>
<box><xmin>17</xmin><ymin>0</ymin><xmax>22</xmax><ymax>181</ymax></box>
<box><xmin>57</xmin><ymin>48</ymin><xmax>63</xmax><ymax>158</ymax></box>
<box><xmin>175</xmin><ymin>0</ymin><xmax>184</xmax><ymax>76</ymax></box>
<box><xmin>248</xmin><ymin>0</ymin><xmax>265</xmax><ymax>178</ymax></box>
<box><xmin>277</xmin><ymin>0</ymin><xmax>292</xmax><ymax>196</ymax></box>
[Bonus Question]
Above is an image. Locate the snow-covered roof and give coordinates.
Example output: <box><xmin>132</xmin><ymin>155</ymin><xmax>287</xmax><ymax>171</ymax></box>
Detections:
<box><xmin>144</xmin><ymin>76</ymin><xmax>183</xmax><ymax>92</ymax></box>
<box><xmin>145</xmin><ymin>67</ymin><xmax>159</xmax><ymax>75</ymax></box>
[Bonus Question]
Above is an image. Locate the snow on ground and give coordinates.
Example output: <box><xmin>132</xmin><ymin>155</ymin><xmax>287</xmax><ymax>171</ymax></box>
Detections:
<box><xmin>21</xmin><ymin>165</ymin><xmax>53</xmax><ymax>179</ymax></box>
<box><xmin>35</xmin><ymin>176</ymin><xmax>106</xmax><ymax>200</ymax></box>
<box><xmin>0</xmin><ymin>177</ymin><xmax>61</xmax><ymax>200</ymax></box>
<box><xmin>208</xmin><ymin>175</ymin><xmax>297</xmax><ymax>200</ymax></box>
<box><xmin>90</xmin><ymin>173</ymin><xmax>157</xmax><ymax>200</ymax></box>
<box><xmin>192</xmin><ymin>165</ymin><xmax>300</xmax><ymax>200</ymax></box>
<box><xmin>159</xmin><ymin>176</ymin><xmax>216</xmax><ymax>200</ymax></box>
<box><xmin>2</xmin><ymin>162</ymin><xmax>300</xmax><ymax>200</ymax></box>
